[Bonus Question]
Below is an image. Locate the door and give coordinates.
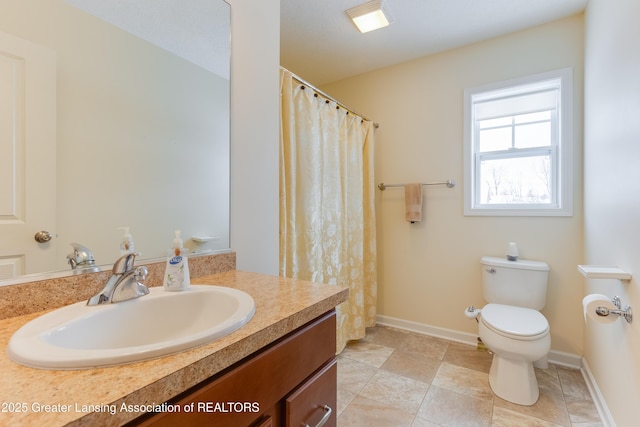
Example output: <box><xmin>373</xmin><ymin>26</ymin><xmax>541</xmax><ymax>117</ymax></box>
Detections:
<box><xmin>0</xmin><ymin>30</ymin><xmax>57</xmax><ymax>279</ymax></box>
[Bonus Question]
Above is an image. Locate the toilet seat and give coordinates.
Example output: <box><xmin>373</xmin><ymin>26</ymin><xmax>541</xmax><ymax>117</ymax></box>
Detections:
<box><xmin>481</xmin><ymin>303</ymin><xmax>548</xmax><ymax>340</ymax></box>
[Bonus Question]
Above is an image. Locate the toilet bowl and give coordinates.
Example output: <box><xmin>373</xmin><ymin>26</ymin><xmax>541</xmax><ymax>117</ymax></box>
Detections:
<box><xmin>479</xmin><ymin>303</ymin><xmax>550</xmax><ymax>406</ymax></box>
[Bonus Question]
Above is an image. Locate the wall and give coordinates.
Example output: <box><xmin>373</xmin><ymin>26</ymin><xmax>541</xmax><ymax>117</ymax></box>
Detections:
<box><xmin>323</xmin><ymin>15</ymin><xmax>585</xmax><ymax>356</ymax></box>
<box><xmin>583</xmin><ymin>0</ymin><xmax>640</xmax><ymax>425</ymax></box>
<box><xmin>228</xmin><ymin>0</ymin><xmax>281</xmax><ymax>275</ymax></box>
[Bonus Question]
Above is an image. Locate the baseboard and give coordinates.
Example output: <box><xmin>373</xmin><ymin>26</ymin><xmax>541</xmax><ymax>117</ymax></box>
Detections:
<box><xmin>376</xmin><ymin>314</ymin><xmax>479</xmax><ymax>347</ymax></box>
<box><xmin>581</xmin><ymin>357</ymin><xmax>616</xmax><ymax>427</ymax></box>
<box><xmin>376</xmin><ymin>314</ymin><xmax>582</xmax><ymax>369</ymax></box>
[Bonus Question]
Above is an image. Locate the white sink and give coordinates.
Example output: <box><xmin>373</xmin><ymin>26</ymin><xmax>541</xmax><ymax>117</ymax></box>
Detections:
<box><xmin>7</xmin><ymin>285</ymin><xmax>255</xmax><ymax>370</ymax></box>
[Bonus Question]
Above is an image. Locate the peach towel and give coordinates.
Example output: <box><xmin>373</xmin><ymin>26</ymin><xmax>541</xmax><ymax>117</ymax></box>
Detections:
<box><xmin>404</xmin><ymin>183</ymin><xmax>423</xmax><ymax>223</ymax></box>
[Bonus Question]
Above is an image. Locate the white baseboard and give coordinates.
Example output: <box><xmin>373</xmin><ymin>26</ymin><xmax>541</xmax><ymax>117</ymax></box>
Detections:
<box><xmin>581</xmin><ymin>357</ymin><xmax>616</xmax><ymax>427</ymax></box>
<box><xmin>376</xmin><ymin>314</ymin><xmax>480</xmax><ymax>347</ymax></box>
<box><xmin>376</xmin><ymin>314</ymin><xmax>613</xmax><ymax>425</ymax></box>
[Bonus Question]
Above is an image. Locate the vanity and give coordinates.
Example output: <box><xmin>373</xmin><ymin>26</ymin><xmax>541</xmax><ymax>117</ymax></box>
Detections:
<box><xmin>0</xmin><ymin>255</ymin><xmax>348</xmax><ymax>427</ymax></box>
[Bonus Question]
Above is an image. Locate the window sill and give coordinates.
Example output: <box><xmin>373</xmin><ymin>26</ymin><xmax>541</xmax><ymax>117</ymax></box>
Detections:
<box><xmin>464</xmin><ymin>206</ymin><xmax>573</xmax><ymax>217</ymax></box>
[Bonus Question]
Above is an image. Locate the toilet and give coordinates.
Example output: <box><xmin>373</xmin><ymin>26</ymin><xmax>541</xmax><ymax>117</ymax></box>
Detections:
<box><xmin>474</xmin><ymin>256</ymin><xmax>550</xmax><ymax>406</ymax></box>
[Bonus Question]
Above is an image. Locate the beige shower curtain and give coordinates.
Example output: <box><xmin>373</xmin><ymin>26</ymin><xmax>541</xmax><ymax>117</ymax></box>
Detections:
<box><xmin>279</xmin><ymin>69</ymin><xmax>377</xmax><ymax>353</ymax></box>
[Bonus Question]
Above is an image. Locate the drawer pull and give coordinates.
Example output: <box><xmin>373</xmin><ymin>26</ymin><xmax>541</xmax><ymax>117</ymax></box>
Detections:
<box><xmin>305</xmin><ymin>404</ymin><xmax>332</xmax><ymax>427</ymax></box>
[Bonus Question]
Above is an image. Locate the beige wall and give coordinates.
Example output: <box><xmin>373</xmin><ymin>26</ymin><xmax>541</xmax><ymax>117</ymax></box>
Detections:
<box><xmin>228</xmin><ymin>0</ymin><xmax>281</xmax><ymax>275</ymax></box>
<box><xmin>324</xmin><ymin>15</ymin><xmax>585</xmax><ymax>356</ymax></box>
<box><xmin>584</xmin><ymin>0</ymin><xmax>640</xmax><ymax>425</ymax></box>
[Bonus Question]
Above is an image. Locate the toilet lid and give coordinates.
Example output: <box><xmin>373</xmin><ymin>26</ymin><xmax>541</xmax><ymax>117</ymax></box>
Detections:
<box><xmin>481</xmin><ymin>303</ymin><xmax>549</xmax><ymax>337</ymax></box>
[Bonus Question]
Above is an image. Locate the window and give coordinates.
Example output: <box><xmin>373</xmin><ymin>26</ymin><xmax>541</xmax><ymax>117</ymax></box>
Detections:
<box><xmin>463</xmin><ymin>69</ymin><xmax>573</xmax><ymax>216</ymax></box>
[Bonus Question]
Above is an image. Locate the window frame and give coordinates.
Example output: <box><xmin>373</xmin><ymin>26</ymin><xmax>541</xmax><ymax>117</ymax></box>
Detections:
<box><xmin>463</xmin><ymin>68</ymin><xmax>574</xmax><ymax>216</ymax></box>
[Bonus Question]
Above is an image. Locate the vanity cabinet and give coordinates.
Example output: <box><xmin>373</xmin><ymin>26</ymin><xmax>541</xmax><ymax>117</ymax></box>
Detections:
<box><xmin>133</xmin><ymin>310</ymin><xmax>337</xmax><ymax>427</ymax></box>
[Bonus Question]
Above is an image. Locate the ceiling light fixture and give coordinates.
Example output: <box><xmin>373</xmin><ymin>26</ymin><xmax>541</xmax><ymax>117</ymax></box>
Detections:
<box><xmin>346</xmin><ymin>0</ymin><xmax>393</xmax><ymax>34</ymax></box>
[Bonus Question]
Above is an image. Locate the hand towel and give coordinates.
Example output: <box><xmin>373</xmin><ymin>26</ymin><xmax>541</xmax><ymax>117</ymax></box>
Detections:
<box><xmin>404</xmin><ymin>183</ymin><xmax>423</xmax><ymax>223</ymax></box>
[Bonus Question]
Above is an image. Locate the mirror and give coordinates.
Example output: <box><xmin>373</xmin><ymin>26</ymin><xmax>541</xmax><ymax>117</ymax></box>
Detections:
<box><xmin>0</xmin><ymin>0</ymin><xmax>230</xmax><ymax>284</ymax></box>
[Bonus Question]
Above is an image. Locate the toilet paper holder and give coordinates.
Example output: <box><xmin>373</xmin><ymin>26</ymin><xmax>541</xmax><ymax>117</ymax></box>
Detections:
<box><xmin>596</xmin><ymin>296</ymin><xmax>633</xmax><ymax>324</ymax></box>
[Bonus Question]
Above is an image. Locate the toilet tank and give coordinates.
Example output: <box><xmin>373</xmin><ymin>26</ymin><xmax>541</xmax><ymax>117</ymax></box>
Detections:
<box><xmin>481</xmin><ymin>256</ymin><xmax>550</xmax><ymax>310</ymax></box>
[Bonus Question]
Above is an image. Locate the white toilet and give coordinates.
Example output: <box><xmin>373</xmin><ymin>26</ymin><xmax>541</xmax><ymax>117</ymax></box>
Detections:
<box><xmin>475</xmin><ymin>256</ymin><xmax>550</xmax><ymax>406</ymax></box>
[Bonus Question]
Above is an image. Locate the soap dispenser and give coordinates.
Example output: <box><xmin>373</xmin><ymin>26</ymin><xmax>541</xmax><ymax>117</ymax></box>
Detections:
<box><xmin>118</xmin><ymin>227</ymin><xmax>135</xmax><ymax>255</ymax></box>
<box><xmin>163</xmin><ymin>230</ymin><xmax>190</xmax><ymax>291</ymax></box>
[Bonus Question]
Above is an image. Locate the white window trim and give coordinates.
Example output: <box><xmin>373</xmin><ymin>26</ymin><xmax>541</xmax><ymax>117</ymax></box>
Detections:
<box><xmin>463</xmin><ymin>68</ymin><xmax>574</xmax><ymax>217</ymax></box>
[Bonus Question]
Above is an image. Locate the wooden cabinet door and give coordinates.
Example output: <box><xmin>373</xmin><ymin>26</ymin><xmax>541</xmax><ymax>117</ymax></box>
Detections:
<box><xmin>286</xmin><ymin>360</ymin><xmax>337</xmax><ymax>427</ymax></box>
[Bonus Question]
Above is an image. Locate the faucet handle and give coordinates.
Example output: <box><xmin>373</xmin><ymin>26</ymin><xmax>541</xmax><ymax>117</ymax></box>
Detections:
<box><xmin>134</xmin><ymin>266</ymin><xmax>148</xmax><ymax>282</ymax></box>
<box><xmin>112</xmin><ymin>252</ymin><xmax>138</xmax><ymax>274</ymax></box>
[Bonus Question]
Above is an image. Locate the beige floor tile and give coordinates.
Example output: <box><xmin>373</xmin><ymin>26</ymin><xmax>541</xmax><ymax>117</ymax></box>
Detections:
<box><xmin>398</xmin><ymin>332</ymin><xmax>450</xmax><ymax>360</ymax></box>
<box><xmin>338</xmin><ymin>395</ymin><xmax>415</xmax><ymax>427</ymax></box>
<box><xmin>494</xmin><ymin>387</ymin><xmax>571</xmax><ymax>426</ymax></box>
<box><xmin>557</xmin><ymin>367</ymin><xmax>591</xmax><ymax>400</ymax></box>
<box><xmin>341</xmin><ymin>341</ymin><xmax>395</xmax><ymax>368</ymax></box>
<box><xmin>381</xmin><ymin>349</ymin><xmax>441</xmax><ymax>384</ymax></box>
<box><xmin>337</xmin><ymin>387</ymin><xmax>356</xmax><ymax>416</ymax></box>
<box><xmin>359</xmin><ymin>369</ymin><xmax>430</xmax><ymax>413</ymax></box>
<box><xmin>536</xmin><ymin>364</ymin><xmax>563</xmax><ymax>394</ymax></box>
<box><xmin>337</xmin><ymin>355</ymin><xmax>378</xmax><ymax>395</ymax></box>
<box><xmin>442</xmin><ymin>341</ymin><xmax>493</xmax><ymax>374</ymax></box>
<box><xmin>432</xmin><ymin>362</ymin><xmax>494</xmax><ymax>401</ymax></box>
<box><xmin>564</xmin><ymin>395</ymin><xmax>602</xmax><ymax>425</ymax></box>
<box><xmin>416</xmin><ymin>385</ymin><xmax>493</xmax><ymax>426</ymax></box>
<box><xmin>411</xmin><ymin>417</ymin><xmax>440</xmax><ymax>427</ymax></box>
<box><xmin>362</xmin><ymin>325</ymin><xmax>410</xmax><ymax>348</ymax></box>
<box><xmin>492</xmin><ymin>406</ymin><xmax>565</xmax><ymax>427</ymax></box>
<box><xmin>567</xmin><ymin>423</ymin><xmax>605</xmax><ymax>427</ymax></box>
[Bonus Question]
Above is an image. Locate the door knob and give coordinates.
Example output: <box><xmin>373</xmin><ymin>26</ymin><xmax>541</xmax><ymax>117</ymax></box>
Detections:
<box><xmin>34</xmin><ymin>231</ymin><xmax>53</xmax><ymax>243</ymax></box>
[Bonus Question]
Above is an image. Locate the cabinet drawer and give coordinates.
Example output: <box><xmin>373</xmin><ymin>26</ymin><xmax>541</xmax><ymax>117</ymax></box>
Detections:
<box><xmin>286</xmin><ymin>359</ymin><xmax>337</xmax><ymax>427</ymax></box>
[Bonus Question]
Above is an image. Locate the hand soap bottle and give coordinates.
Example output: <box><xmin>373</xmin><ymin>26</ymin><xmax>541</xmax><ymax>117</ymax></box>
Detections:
<box><xmin>163</xmin><ymin>230</ymin><xmax>190</xmax><ymax>291</ymax></box>
<box><xmin>118</xmin><ymin>227</ymin><xmax>135</xmax><ymax>255</ymax></box>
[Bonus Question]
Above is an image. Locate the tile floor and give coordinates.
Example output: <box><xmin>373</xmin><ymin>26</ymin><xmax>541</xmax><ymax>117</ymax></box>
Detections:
<box><xmin>336</xmin><ymin>325</ymin><xmax>603</xmax><ymax>427</ymax></box>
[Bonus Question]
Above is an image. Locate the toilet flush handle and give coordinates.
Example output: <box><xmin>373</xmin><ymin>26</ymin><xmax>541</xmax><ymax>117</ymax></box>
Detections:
<box><xmin>486</xmin><ymin>267</ymin><xmax>496</xmax><ymax>274</ymax></box>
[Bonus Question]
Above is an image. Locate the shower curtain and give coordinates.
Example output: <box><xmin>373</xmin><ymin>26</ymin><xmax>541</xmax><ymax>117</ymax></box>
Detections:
<box><xmin>279</xmin><ymin>69</ymin><xmax>377</xmax><ymax>353</ymax></box>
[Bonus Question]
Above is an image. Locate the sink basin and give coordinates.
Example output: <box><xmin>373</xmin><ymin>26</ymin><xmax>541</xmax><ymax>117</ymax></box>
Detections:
<box><xmin>7</xmin><ymin>285</ymin><xmax>255</xmax><ymax>369</ymax></box>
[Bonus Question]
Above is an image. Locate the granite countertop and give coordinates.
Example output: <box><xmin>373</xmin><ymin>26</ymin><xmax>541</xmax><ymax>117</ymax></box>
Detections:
<box><xmin>0</xmin><ymin>270</ymin><xmax>348</xmax><ymax>427</ymax></box>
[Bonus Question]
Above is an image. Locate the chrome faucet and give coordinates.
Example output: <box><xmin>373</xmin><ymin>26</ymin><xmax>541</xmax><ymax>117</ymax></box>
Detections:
<box><xmin>67</xmin><ymin>243</ymin><xmax>99</xmax><ymax>273</ymax></box>
<box><xmin>87</xmin><ymin>252</ymin><xmax>149</xmax><ymax>305</ymax></box>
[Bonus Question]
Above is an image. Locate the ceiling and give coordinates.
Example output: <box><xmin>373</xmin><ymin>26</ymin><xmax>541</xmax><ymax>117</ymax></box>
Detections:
<box><xmin>281</xmin><ymin>0</ymin><xmax>588</xmax><ymax>86</ymax></box>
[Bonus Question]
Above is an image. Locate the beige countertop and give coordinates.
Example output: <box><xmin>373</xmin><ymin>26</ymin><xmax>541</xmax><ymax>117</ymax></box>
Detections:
<box><xmin>0</xmin><ymin>270</ymin><xmax>348</xmax><ymax>427</ymax></box>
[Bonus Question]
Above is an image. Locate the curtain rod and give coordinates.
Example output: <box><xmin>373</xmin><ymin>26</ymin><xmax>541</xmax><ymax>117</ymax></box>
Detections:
<box><xmin>284</xmin><ymin>68</ymin><xmax>380</xmax><ymax>129</ymax></box>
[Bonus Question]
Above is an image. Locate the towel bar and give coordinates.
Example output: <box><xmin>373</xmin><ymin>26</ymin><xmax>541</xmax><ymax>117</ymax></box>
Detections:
<box><xmin>378</xmin><ymin>180</ymin><xmax>455</xmax><ymax>191</ymax></box>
